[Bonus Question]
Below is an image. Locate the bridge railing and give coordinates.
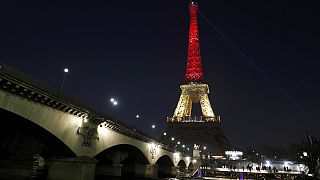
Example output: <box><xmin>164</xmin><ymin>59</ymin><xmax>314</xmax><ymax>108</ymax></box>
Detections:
<box><xmin>167</xmin><ymin>116</ymin><xmax>220</xmax><ymax>122</ymax></box>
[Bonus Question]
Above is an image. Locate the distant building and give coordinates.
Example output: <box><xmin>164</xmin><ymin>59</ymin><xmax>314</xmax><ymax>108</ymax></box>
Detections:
<box><xmin>225</xmin><ymin>150</ymin><xmax>243</xmax><ymax>160</ymax></box>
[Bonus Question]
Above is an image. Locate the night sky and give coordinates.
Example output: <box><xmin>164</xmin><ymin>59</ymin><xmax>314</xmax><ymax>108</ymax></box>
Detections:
<box><xmin>1</xmin><ymin>0</ymin><xmax>319</xmax><ymax>150</ymax></box>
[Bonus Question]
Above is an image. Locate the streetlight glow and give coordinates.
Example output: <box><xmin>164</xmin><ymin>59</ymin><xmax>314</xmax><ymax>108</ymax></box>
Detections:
<box><xmin>152</xmin><ymin>124</ymin><xmax>155</xmax><ymax>129</ymax></box>
<box><xmin>109</xmin><ymin>98</ymin><xmax>119</xmax><ymax>106</ymax></box>
<box><xmin>136</xmin><ymin>115</ymin><xmax>140</xmax><ymax>118</ymax></box>
<box><xmin>64</xmin><ymin>68</ymin><xmax>69</xmax><ymax>73</ymax></box>
<box><xmin>171</xmin><ymin>137</ymin><xmax>175</xmax><ymax>141</ymax></box>
<box><xmin>266</xmin><ymin>160</ymin><xmax>270</xmax><ymax>166</ymax></box>
<box><xmin>163</xmin><ymin>132</ymin><xmax>167</xmax><ymax>136</ymax></box>
<box><xmin>303</xmin><ymin>152</ymin><xmax>308</xmax><ymax>157</ymax></box>
<box><xmin>177</xmin><ymin>141</ymin><xmax>181</xmax><ymax>145</ymax></box>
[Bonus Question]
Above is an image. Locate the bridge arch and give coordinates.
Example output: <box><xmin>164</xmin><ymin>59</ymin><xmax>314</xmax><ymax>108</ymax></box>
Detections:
<box><xmin>0</xmin><ymin>90</ymin><xmax>88</xmax><ymax>156</ymax></box>
<box><xmin>178</xmin><ymin>159</ymin><xmax>187</xmax><ymax>171</ymax></box>
<box><xmin>93</xmin><ymin>126</ymin><xmax>165</xmax><ymax>164</ymax></box>
<box><xmin>95</xmin><ymin>144</ymin><xmax>149</xmax><ymax>165</ymax></box>
<box><xmin>95</xmin><ymin>144</ymin><xmax>153</xmax><ymax>179</ymax></box>
<box><xmin>188</xmin><ymin>161</ymin><xmax>194</xmax><ymax>171</ymax></box>
<box><xmin>155</xmin><ymin>155</ymin><xmax>174</xmax><ymax>167</ymax></box>
<box><xmin>155</xmin><ymin>155</ymin><xmax>175</xmax><ymax>178</ymax></box>
<box><xmin>0</xmin><ymin>108</ymin><xmax>76</xmax><ymax>160</ymax></box>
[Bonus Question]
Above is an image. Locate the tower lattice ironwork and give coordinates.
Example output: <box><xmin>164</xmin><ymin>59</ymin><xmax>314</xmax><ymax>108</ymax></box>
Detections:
<box><xmin>185</xmin><ymin>2</ymin><xmax>203</xmax><ymax>82</ymax></box>
<box><xmin>170</xmin><ymin>2</ymin><xmax>215</xmax><ymax>123</ymax></box>
<box><xmin>164</xmin><ymin>2</ymin><xmax>231</xmax><ymax>155</ymax></box>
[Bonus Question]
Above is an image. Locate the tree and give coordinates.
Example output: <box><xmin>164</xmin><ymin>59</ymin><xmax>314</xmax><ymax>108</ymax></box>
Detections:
<box><xmin>287</xmin><ymin>133</ymin><xmax>319</xmax><ymax>178</ymax></box>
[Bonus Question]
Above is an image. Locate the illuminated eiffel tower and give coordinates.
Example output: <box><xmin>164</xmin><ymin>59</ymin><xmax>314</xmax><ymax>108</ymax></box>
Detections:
<box><xmin>164</xmin><ymin>2</ymin><xmax>232</xmax><ymax>155</ymax></box>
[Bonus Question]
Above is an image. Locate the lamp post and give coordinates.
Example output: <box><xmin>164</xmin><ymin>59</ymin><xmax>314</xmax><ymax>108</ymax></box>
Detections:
<box><xmin>60</xmin><ymin>68</ymin><xmax>68</xmax><ymax>94</ymax></box>
<box><xmin>107</xmin><ymin>97</ymin><xmax>119</xmax><ymax>116</ymax></box>
<box><xmin>202</xmin><ymin>146</ymin><xmax>208</xmax><ymax>176</ymax></box>
<box><xmin>169</xmin><ymin>137</ymin><xmax>175</xmax><ymax>148</ymax></box>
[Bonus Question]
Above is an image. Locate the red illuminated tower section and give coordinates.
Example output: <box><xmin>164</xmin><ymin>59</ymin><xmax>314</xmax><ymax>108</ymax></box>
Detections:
<box><xmin>185</xmin><ymin>2</ymin><xmax>203</xmax><ymax>82</ymax></box>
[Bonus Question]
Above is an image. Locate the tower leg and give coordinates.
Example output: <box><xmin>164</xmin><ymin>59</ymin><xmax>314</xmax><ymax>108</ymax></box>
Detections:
<box><xmin>173</xmin><ymin>94</ymin><xmax>191</xmax><ymax>121</ymax></box>
<box><xmin>199</xmin><ymin>94</ymin><xmax>214</xmax><ymax>120</ymax></box>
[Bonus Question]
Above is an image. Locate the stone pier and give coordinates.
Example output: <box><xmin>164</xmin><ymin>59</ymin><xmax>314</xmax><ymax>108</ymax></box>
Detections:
<box><xmin>47</xmin><ymin>156</ymin><xmax>97</xmax><ymax>180</ymax></box>
<box><xmin>95</xmin><ymin>164</ymin><xmax>123</xmax><ymax>179</ymax></box>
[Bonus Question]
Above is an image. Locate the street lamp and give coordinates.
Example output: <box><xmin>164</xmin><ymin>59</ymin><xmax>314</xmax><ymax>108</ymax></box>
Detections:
<box><xmin>303</xmin><ymin>152</ymin><xmax>308</xmax><ymax>157</ymax></box>
<box><xmin>60</xmin><ymin>68</ymin><xmax>69</xmax><ymax>94</ymax></box>
<box><xmin>107</xmin><ymin>97</ymin><xmax>119</xmax><ymax>115</ymax></box>
<box><xmin>152</xmin><ymin>124</ymin><xmax>155</xmax><ymax>129</ymax></box>
<box><xmin>110</xmin><ymin>98</ymin><xmax>118</xmax><ymax>106</ymax></box>
<box><xmin>266</xmin><ymin>160</ymin><xmax>270</xmax><ymax>166</ymax></box>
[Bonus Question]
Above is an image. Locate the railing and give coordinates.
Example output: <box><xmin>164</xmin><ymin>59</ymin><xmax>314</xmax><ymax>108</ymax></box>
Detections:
<box><xmin>167</xmin><ymin>116</ymin><xmax>220</xmax><ymax>122</ymax></box>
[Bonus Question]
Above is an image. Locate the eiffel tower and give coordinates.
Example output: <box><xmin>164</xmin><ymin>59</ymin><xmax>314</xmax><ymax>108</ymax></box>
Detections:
<box><xmin>164</xmin><ymin>2</ymin><xmax>232</xmax><ymax>155</ymax></box>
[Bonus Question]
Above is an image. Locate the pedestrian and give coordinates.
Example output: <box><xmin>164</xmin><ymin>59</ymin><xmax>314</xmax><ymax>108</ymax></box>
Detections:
<box><xmin>273</xmin><ymin>167</ymin><xmax>277</xmax><ymax>173</ymax></box>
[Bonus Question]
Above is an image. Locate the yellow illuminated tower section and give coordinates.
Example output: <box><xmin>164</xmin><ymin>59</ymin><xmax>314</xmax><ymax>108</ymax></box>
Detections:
<box><xmin>170</xmin><ymin>83</ymin><xmax>220</xmax><ymax>122</ymax></box>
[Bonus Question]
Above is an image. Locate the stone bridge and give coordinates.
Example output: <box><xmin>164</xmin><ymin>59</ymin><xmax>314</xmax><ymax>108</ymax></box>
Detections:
<box><xmin>0</xmin><ymin>63</ymin><xmax>196</xmax><ymax>180</ymax></box>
